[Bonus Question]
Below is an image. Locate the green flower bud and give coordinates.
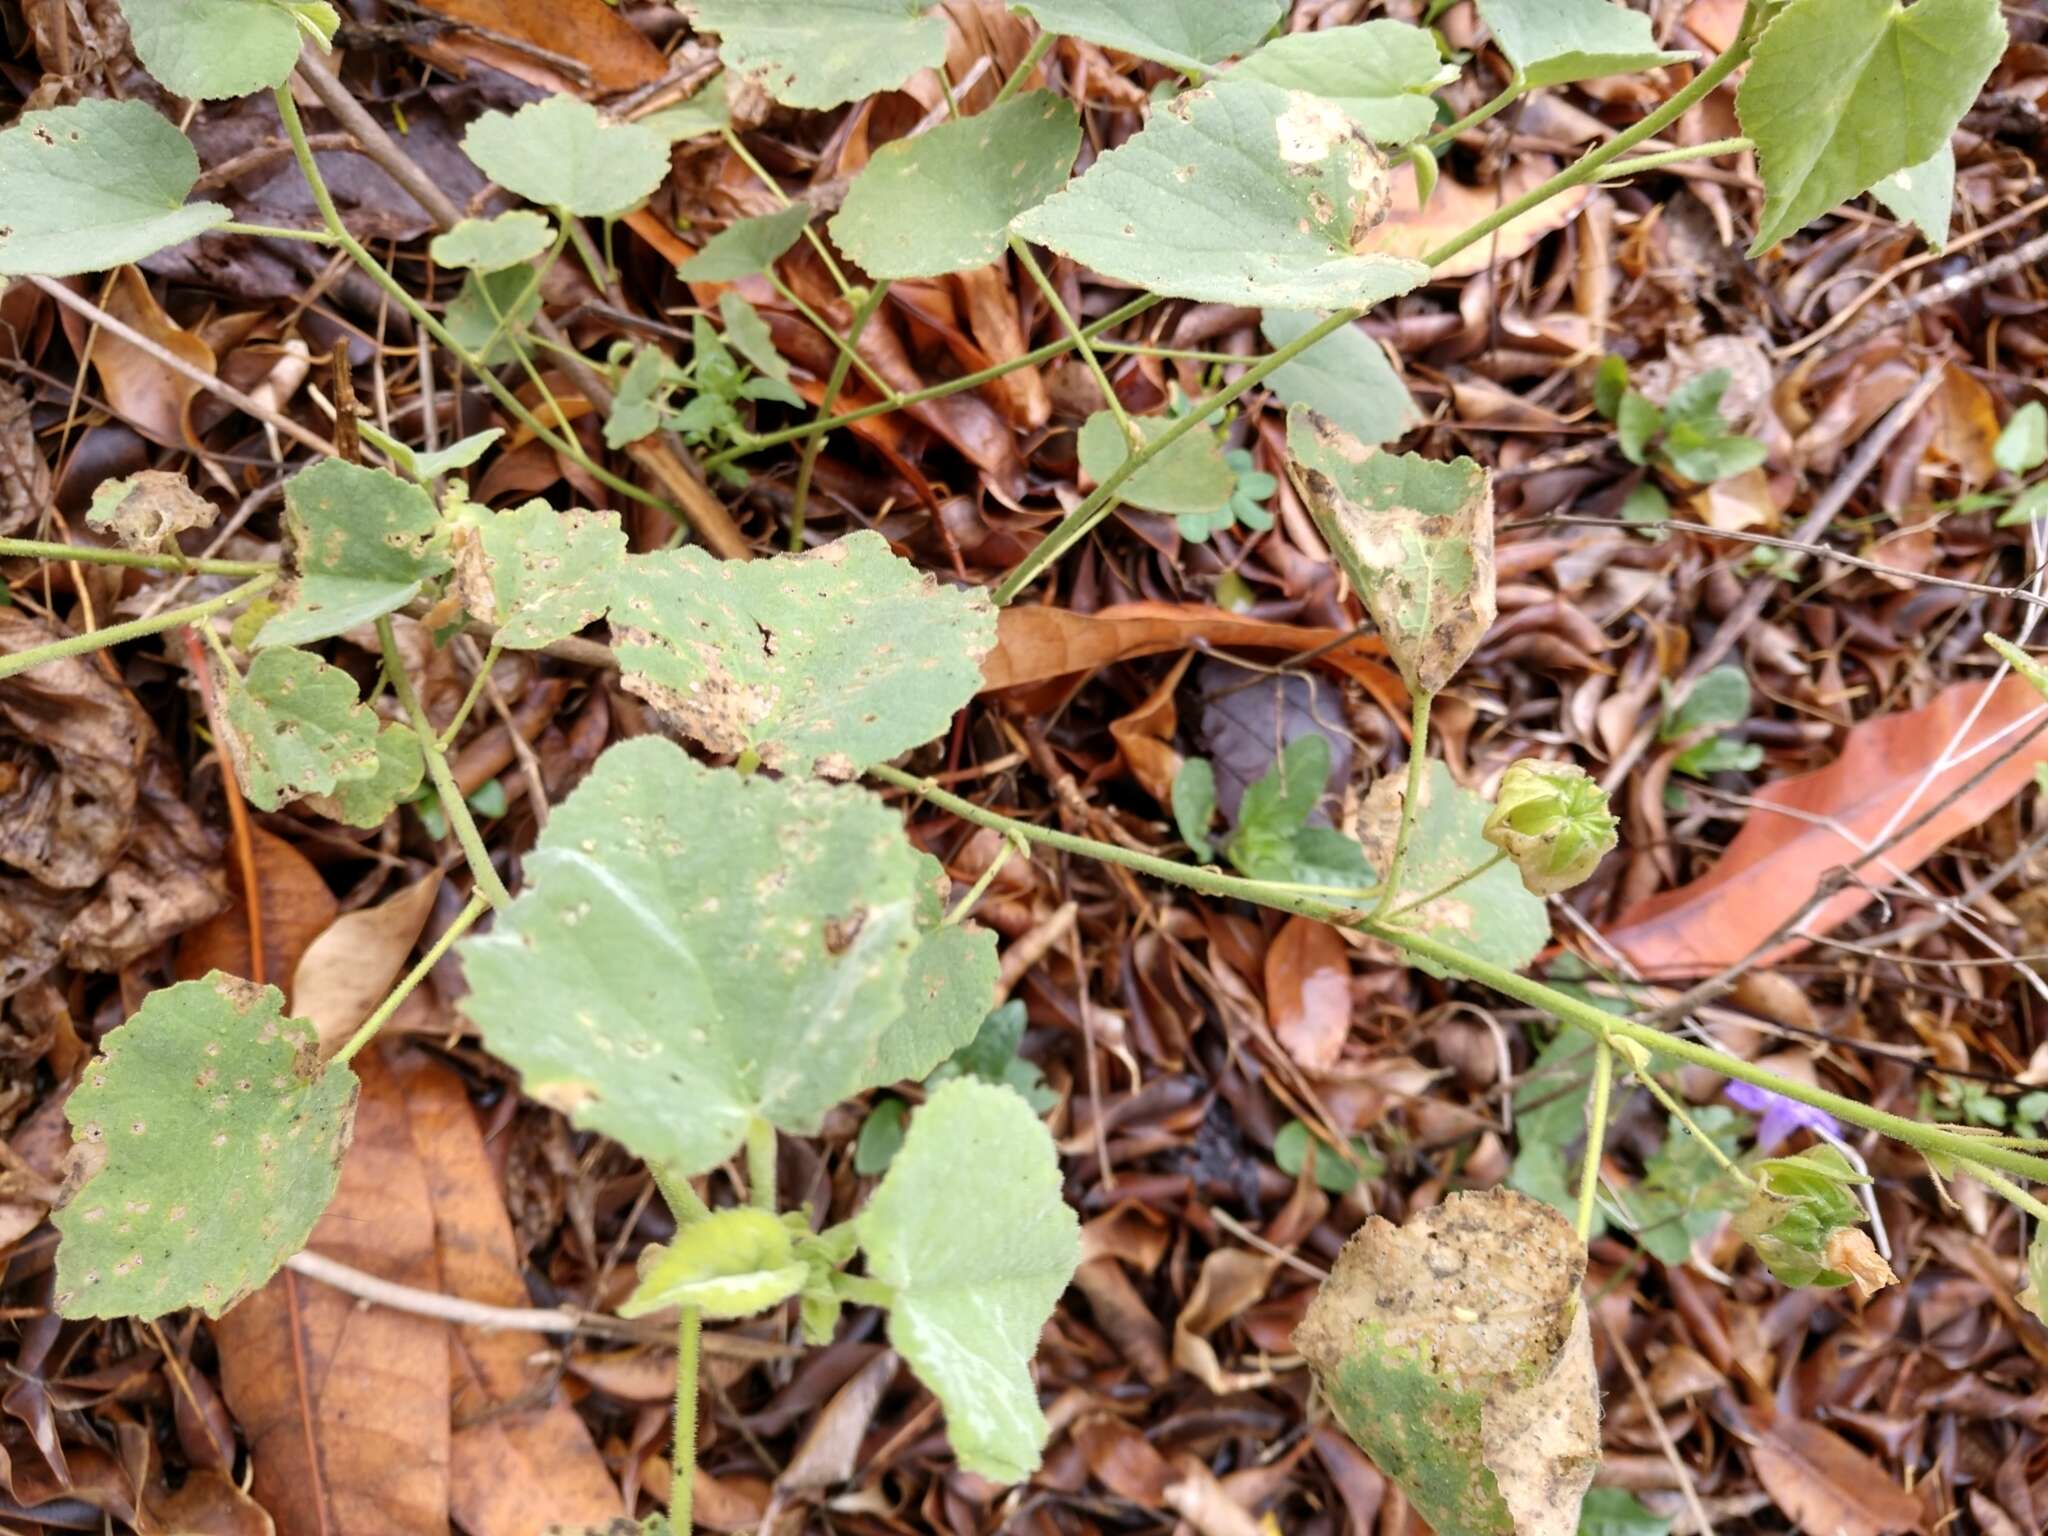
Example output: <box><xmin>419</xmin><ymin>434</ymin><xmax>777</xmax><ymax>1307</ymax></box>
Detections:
<box><xmin>1731</xmin><ymin>1145</ymin><xmax>1873</xmax><ymax>1290</ymax></box>
<box><xmin>1481</xmin><ymin>760</ymin><xmax>1619</xmax><ymax>896</ymax></box>
<box><xmin>620</xmin><ymin>1206</ymin><xmax>806</xmax><ymax>1320</ymax></box>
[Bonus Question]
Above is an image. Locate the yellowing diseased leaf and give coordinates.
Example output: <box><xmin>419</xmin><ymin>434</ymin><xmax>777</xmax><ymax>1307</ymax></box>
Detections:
<box><xmin>857</xmin><ymin>1079</ymin><xmax>1080</xmax><ymax>1482</ymax></box>
<box><xmin>256</xmin><ymin>459</ymin><xmax>451</xmax><ymax>649</ymax></box>
<box><xmin>451</xmin><ymin>499</ymin><xmax>627</xmax><ymax>651</ymax></box>
<box><xmin>221</xmin><ymin>647</ymin><xmax>383</xmax><ymax>812</ymax></box>
<box><xmin>1295</xmin><ymin>1189</ymin><xmax>1599</xmax><ymax>1536</ymax></box>
<box><xmin>458</xmin><ymin>737</ymin><xmax>925</xmax><ymax>1176</ymax></box>
<box><xmin>620</xmin><ymin>1207</ymin><xmax>806</xmax><ymax>1320</ymax></box>
<box><xmin>86</xmin><ymin>471</ymin><xmax>216</xmax><ymax>551</ymax></box>
<box><xmin>1012</xmin><ymin>80</ymin><xmax>1427</xmax><ymax>311</ymax></box>
<box><xmin>610</xmin><ymin>531</ymin><xmax>995</xmax><ymax>778</ymax></box>
<box><xmin>1286</xmin><ymin>404</ymin><xmax>1494</xmax><ymax>696</ymax></box>
<box><xmin>54</xmin><ymin>971</ymin><xmax>359</xmax><ymax>1319</ymax></box>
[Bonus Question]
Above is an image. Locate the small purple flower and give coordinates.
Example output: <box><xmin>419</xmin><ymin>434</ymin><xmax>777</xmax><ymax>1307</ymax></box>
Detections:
<box><xmin>1725</xmin><ymin>1080</ymin><xmax>1842</xmax><ymax>1152</ymax></box>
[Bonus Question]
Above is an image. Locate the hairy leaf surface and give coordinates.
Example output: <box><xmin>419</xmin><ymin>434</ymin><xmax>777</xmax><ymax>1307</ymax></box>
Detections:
<box><xmin>119</xmin><ymin>0</ymin><xmax>320</xmax><ymax>99</ymax></box>
<box><xmin>257</xmin><ymin>460</ymin><xmax>451</xmax><ymax>648</ymax></box>
<box><xmin>682</xmin><ymin>0</ymin><xmax>947</xmax><ymax>110</ymax></box>
<box><xmin>462</xmin><ymin>96</ymin><xmax>670</xmax><ymax>219</ymax></box>
<box><xmin>1234</xmin><ymin>22</ymin><xmax>1457</xmax><ymax>144</ymax></box>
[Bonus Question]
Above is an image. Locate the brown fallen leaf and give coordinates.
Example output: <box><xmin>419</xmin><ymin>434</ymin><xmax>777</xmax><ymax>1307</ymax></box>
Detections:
<box><xmin>1295</xmin><ymin>1189</ymin><xmax>1599</xmax><ymax>1536</ymax></box>
<box><xmin>984</xmin><ymin>602</ymin><xmax>1405</xmax><ymax>722</ymax></box>
<box><xmin>1074</xmin><ymin>1413</ymin><xmax>1174</xmax><ymax>1507</ymax></box>
<box><xmin>1265</xmin><ymin>915</ymin><xmax>1353</xmax><ymax>1072</ymax></box>
<box><xmin>78</xmin><ymin>267</ymin><xmax>217</xmax><ymax>449</ymax></box>
<box><xmin>1164</xmin><ymin>1451</ymin><xmax>1267</xmax><ymax>1536</ymax></box>
<box><xmin>1361</xmin><ymin>159</ymin><xmax>1592</xmax><ymax>282</ymax></box>
<box><xmin>413</xmin><ymin>0</ymin><xmax>667</xmax><ymax>92</ymax></box>
<box><xmin>292</xmin><ymin>874</ymin><xmax>444</xmax><ymax>1057</ymax></box>
<box><xmin>1607</xmin><ymin>675</ymin><xmax>2048</xmax><ymax>975</ymax></box>
<box><xmin>1108</xmin><ymin>650</ymin><xmax>1194</xmax><ymax>807</ymax></box>
<box><xmin>177</xmin><ymin>825</ymin><xmax>337</xmax><ymax>989</ymax></box>
<box><xmin>215</xmin><ymin>1050</ymin><xmax>451</xmax><ymax>1536</ymax></box>
<box><xmin>1746</xmin><ymin>1408</ymin><xmax>1923</xmax><ymax>1536</ymax></box>
<box><xmin>0</xmin><ymin>373</ymin><xmax>50</xmax><ymax>536</ymax></box>
<box><xmin>396</xmin><ymin>1054</ymin><xmax>624</xmax><ymax>1534</ymax></box>
<box><xmin>776</xmin><ymin>1347</ymin><xmax>898</xmax><ymax>1494</ymax></box>
<box><xmin>1173</xmin><ymin>1247</ymin><xmax>1281</xmax><ymax>1395</ymax></box>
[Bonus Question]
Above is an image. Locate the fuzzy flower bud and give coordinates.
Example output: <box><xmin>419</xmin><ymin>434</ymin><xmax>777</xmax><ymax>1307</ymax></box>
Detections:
<box><xmin>1482</xmin><ymin>760</ymin><xmax>1618</xmax><ymax>896</ymax></box>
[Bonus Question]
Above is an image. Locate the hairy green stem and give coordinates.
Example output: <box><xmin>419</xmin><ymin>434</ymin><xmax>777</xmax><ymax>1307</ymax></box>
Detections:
<box><xmin>673</xmin><ymin>1305</ymin><xmax>701</xmax><ymax>1535</ymax></box>
<box><xmin>218</xmin><ymin>221</ymin><xmax>341</xmax><ymax>244</ymax></box>
<box><xmin>0</xmin><ymin>573</ymin><xmax>275</xmax><ymax>681</ymax></box>
<box><xmin>1576</xmin><ymin>1041</ymin><xmax>1614</xmax><ymax>1242</ymax></box>
<box><xmin>1373</xmin><ymin>691</ymin><xmax>1435</xmax><ymax>917</ymax></box>
<box><xmin>745</xmin><ymin>1118</ymin><xmax>778</xmax><ymax>1211</ymax></box>
<box><xmin>790</xmin><ymin>280</ymin><xmax>891</xmax><ymax>548</ymax></box>
<box><xmin>1970</xmin><ymin>1163</ymin><xmax>2048</xmax><ymax>1222</ymax></box>
<box><xmin>993</xmin><ymin>31</ymin><xmax>1056</xmax><ymax>104</ymax></box>
<box><xmin>1422</xmin><ymin>77</ymin><xmax>1523</xmax><ymax>152</ymax></box>
<box><xmin>1011</xmin><ymin>237</ymin><xmax>1132</xmax><ymax>441</ymax></box>
<box><xmin>653</xmin><ymin>1166</ymin><xmax>713</xmax><ymax>1227</ymax></box>
<box><xmin>375</xmin><ymin>617</ymin><xmax>513</xmax><ymax>908</ymax></box>
<box><xmin>437</xmin><ymin>639</ymin><xmax>503</xmax><ymax>751</ymax></box>
<box><xmin>1384</xmin><ymin>850</ymin><xmax>1506</xmax><ymax>924</ymax></box>
<box><xmin>272</xmin><ymin>86</ymin><xmax>679</xmax><ymax>522</ymax></box>
<box><xmin>1630</xmin><ymin>1062</ymin><xmax>1757</xmax><ymax>1190</ymax></box>
<box><xmin>0</xmin><ymin>538</ymin><xmax>275</xmax><ymax>578</ymax></box>
<box><xmin>767</xmin><ymin>274</ymin><xmax>902</xmax><ymax>404</ymax></box>
<box><xmin>702</xmin><ymin>294</ymin><xmax>1162</xmax><ymax>467</ymax></box>
<box><xmin>1599</xmin><ymin>137</ymin><xmax>1754</xmax><ymax>181</ymax></box>
<box><xmin>333</xmin><ymin>893</ymin><xmax>491</xmax><ymax>1065</ymax></box>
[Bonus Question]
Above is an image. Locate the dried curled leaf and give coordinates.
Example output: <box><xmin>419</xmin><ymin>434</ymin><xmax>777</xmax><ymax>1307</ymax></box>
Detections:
<box><xmin>610</xmin><ymin>531</ymin><xmax>996</xmax><ymax>778</ymax></box>
<box><xmin>54</xmin><ymin>971</ymin><xmax>359</xmax><ymax>1319</ymax></box>
<box><xmin>85</xmin><ymin>471</ymin><xmax>216</xmax><ymax>551</ymax></box>
<box><xmin>1286</xmin><ymin>404</ymin><xmax>1495</xmax><ymax>696</ymax></box>
<box><xmin>1295</xmin><ymin>1189</ymin><xmax>1599</xmax><ymax>1536</ymax></box>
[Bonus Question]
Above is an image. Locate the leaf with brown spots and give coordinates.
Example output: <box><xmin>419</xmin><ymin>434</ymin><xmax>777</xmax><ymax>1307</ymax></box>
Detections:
<box><xmin>52</xmin><ymin>971</ymin><xmax>359</xmax><ymax>1319</ymax></box>
<box><xmin>1286</xmin><ymin>404</ymin><xmax>1496</xmax><ymax>697</ymax></box>
<box><xmin>611</xmin><ymin>530</ymin><xmax>995</xmax><ymax>778</ymax></box>
<box><xmin>1295</xmin><ymin>1189</ymin><xmax>1600</xmax><ymax>1536</ymax></box>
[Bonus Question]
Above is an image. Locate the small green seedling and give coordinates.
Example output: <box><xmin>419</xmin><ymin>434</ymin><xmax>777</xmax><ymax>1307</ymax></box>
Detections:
<box><xmin>1658</xmin><ymin>665</ymin><xmax>1762</xmax><ymax>780</ymax></box>
<box><xmin>1595</xmin><ymin>357</ymin><xmax>1768</xmax><ymax>487</ymax></box>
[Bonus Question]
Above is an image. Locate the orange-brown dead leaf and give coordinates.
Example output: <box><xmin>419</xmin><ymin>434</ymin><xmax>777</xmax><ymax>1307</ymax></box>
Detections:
<box><xmin>1608</xmin><ymin>675</ymin><xmax>2048</xmax><ymax>975</ymax></box>
<box><xmin>1264</xmin><ymin>916</ymin><xmax>1353</xmax><ymax>1072</ymax></box>
<box><xmin>1361</xmin><ymin>160</ymin><xmax>1592</xmax><ymax>282</ymax></box>
<box><xmin>1747</xmin><ymin>1409</ymin><xmax>1924</xmax><ymax>1536</ymax></box>
<box><xmin>411</xmin><ymin>0</ymin><xmax>666</xmax><ymax>92</ymax></box>
<box><xmin>176</xmin><ymin>826</ymin><xmax>336</xmax><ymax>991</ymax></box>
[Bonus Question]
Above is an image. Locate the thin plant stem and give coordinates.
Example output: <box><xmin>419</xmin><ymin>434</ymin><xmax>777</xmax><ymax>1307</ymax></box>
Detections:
<box><xmin>1421</xmin><ymin>77</ymin><xmax>1523</xmax><ymax>152</ymax></box>
<box><xmin>942</xmin><ymin>831</ymin><xmax>1025</xmax><ymax>926</ymax></box>
<box><xmin>718</xmin><ymin>126</ymin><xmax>857</xmax><ymax>300</ymax></box>
<box><xmin>0</xmin><ymin>573</ymin><xmax>274</xmax><ymax>681</ymax></box>
<box><xmin>375</xmin><ymin>616</ymin><xmax>513</xmax><ymax>908</ymax></box>
<box><xmin>1095</xmin><ymin>340</ymin><xmax>1260</xmax><ymax>365</ymax></box>
<box><xmin>217</xmin><ymin>221</ymin><xmax>341</xmax><ymax>244</ymax></box>
<box><xmin>0</xmin><ymin>538</ymin><xmax>274</xmax><ymax>577</ymax></box>
<box><xmin>1011</xmin><ymin>236</ymin><xmax>1132</xmax><ymax>441</ymax></box>
<box><xmin>1598</xmin><ymin>137</ymin><xmax>1753</xmax><ymax>181</ymax></box>
<box><xmin>1383</xmin><ymin>849</ymin><xmax>1505</xmax><ymax>924</ymax></box>
<box><xmin>993</xmin><ymin>31</ymin><xmax>1055</xmax><ymax>104</ymax></box>
<box><xmin>333</xmin><ymin>893</ymin><xmax>491</xmax><ymax>1065</ymax></box>
<box><xmin>745</xmin><ymin>1118</ymin><xmax>778</xmax><ymax>1211</ymax></box>
<box><xmin>1577</xmin><ymin>1040</ymin><xmax>1614</xmax><ymax>1242</ymax></box>
<box><xmin>833</xmin><ymin>1274</ymin><xmax>896</xmax><ymax>1308</ymax></box>
<box><xmin>652</xmin><ymin>1165</ymin><xmax>713</xmax><ymax>1226</ymax></box>
<box><xmin>1969</xmin><ymin>1163</ymin><xmax>2048</xmax><ymax>1222</ymax></box>
<box><xmin>438</xmin><ymin>639</ymin><xmax>504</xmax><ymax>751</ymax></box>
<box><xmin>673</xmin><ymin>1305</ymin><xmax>701</xmax><ymax>1535</ymax></box>
<box><xmin>702</xmin><ymin>294</ymin><xmax>1162</xmax><ymax>466</ymax></box>
<box><xmin>790</xmin><ymin>280</ymin><xmax>890</xmax><ymax>548</ymax></box>
<box><xmin>271</xmin><ymin>85</ymin><xmax>681</xmax><ymax>523</ymax></box>
<box><xmin>869</xmin><ymin>761</ymin><xmax>2048</xmax><ymax>1186</ymax></box>
<box><xmin>1629</xmin><ymin>1064</ymin><xmax>1758</xmax><ymax>1190</ymax></box>
<box><xmin>1373</xmin><ymin>691</ymin><xmax>1436</xmax><ymax>918</ymax></box>
<box><xmin>766</xmin><ymin>274</ymin><xmax>901</xmax><ymax>403</ymax></box>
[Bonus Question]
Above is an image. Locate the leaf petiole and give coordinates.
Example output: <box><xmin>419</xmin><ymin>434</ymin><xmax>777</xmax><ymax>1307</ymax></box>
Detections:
<box><xmin>0</xmin><ymin>572</ymin><xmax>275</xmax><ymax>682</ymax></box>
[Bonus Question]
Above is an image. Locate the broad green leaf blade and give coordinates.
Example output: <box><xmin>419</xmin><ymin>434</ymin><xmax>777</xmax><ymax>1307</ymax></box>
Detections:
<box><xmin>718</xmin><ymin>293</ymin><xmax>793</xmax><ymax>385</ymax></box>
<box><xmin>1234</xmin><ymin>21</ymin><xmax>1459</xmax><ymax>145</ymax></box>
<box><xmin>1013</xmin><ymin>80</ymin><xmax>1428</xmax><ymax>311</ymax></box>
<box><xmin>682</xmin><ymin>0</ymin><xmax>948</xmax><ymax>111</ymax></box>
<box><xmin>1286</xmin><ymin>405</ymin><xmax>1494</xmax><ymax>696</ymax></box>
<box><xmin>1474</xmin><ymin>0</ymin><xmax>1692</xmax><ymax>89</ymax></box>
<box><xmin>1077</xmin><ymin>411</ymin><xmax>1234</xmax><ymax>515</ymax></box>
<box><xmin>641</xmin><ymin>75</ymin><xmax>731</xmax><ymax>143</ymax></box>
<box><xmin>830</xmin><ymin>92</ymin><xmax>1081</xmax><ymax>279</ymax></box>
<box><xmin>871</xmin><ymin>922</ymin><xmax>1000</xmax><ymax>1086</ymax></box>
<box><xmin>54</xmin><ymin>972</ymin><xmax>359</xmax><ymax>1319</ymax></box>
<box><xmin>360</xmin><ymin>423</ymin><xmax>504</xmax><ymax>486</ymax></box>
<box><xmin>256</xmin><ymin>460</ymin><xmax>451</xmax><ymax>649</ymax></box>
<box><xmin>1296</xmin><ymin>1189</ymin><xmax>1599</xmax><ymax>1536</ymax></box>
<box><xmin>118</xmin><ymin>0</ymin><xmax>307</xmax><ymax>99</ymax></box>
<box><xmin>857</xmin><ymin>1079</ymin><xmax>1079</xmax><ymax>1482</ymax></box>
<box><xmin>0</xmin><ymin>100</ymin><xmax>230</xmax><ymax>277</ymax></box>
<box><xmin>1737</xmin><ymin>0</ymin><xmax>2006</xmax><ymax>256</ymax></box>
<box><xmin>1358</xmin><ymin>761</ymin><xmax>1550</xmax><ymax>974</ymax></box>
<box><xmin>304</xmin><ymin>723</ymin><xmax>424</xmax><ymax>830</ymax></box>
<box><xmin>451</xmin><ymin>499</ymin><xmax>627</xmax><ymax>651</ymax></box>
<box><xmin>462</xmin><ymin>96</ymin><xmax>671</xmax><ymax>219</ymax></box>
<box><xmin>610</xmin><ymin>531</ymin><xmax>996</xmax><ymax>778</ymax></box>
<box><xmin>459</xmin><ymin>738</ymin><xmax>923</xmax><ymax>1175</ymax></box>
<box><xmin>429</xmin><ymin>211</ymin><xmax>556</xmax><ymax>272</ymax></box>
<box><xmin>1996</xmin><ymin>401</ymin><xmax>2048</xmax><ymax>477</ymax></box>
<box><xmin>222</xmin><ymin>647</ymin><xmax>382</xmax><ymax>812</ymax></box>
<box><xmin>1260</xmin><ymin>311</ymin><xmax>1419</xmax><ymax>448</ymax></box>
<box><xmin>1576</xmin><ymin>1489</ymin><xmax>1673</xmax><ymax>1536</ymax></box>
<box><xmin>445</xmin><ymin>267</ymin><xmax>542</xmax><ymax>368</ymax></box>
<box><xmin>677</xmin><ymin>203</ymin><xmax>814</xmax><ymax>281</ymax></box>
<box><xmin>1871</xmin><ymin>141</ymin><xmax>1956</xmax><ymax>251</ymax></box>
<box><xmin>1011</xmin><ymin>0</ymin><xmax>1283</xmax><ymax>72</ymax></box>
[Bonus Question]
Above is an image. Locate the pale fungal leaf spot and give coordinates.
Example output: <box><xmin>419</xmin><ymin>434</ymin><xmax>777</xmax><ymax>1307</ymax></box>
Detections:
<box><xmin>1275</xmin><ymin>92</ymin><xmax>1351</xmax><ymax>166</ymax></box>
